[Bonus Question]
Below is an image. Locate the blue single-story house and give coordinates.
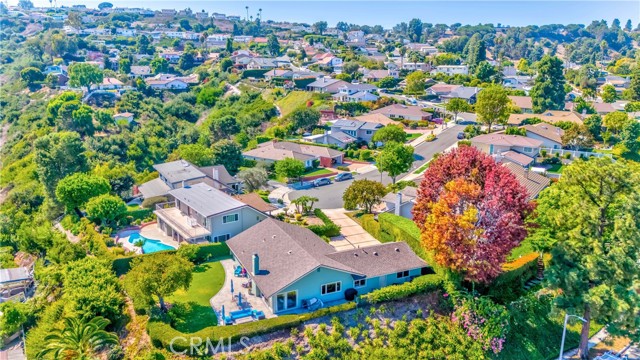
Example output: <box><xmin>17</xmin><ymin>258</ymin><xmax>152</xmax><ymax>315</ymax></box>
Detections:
<box><xmin>226</xmin><ymin>218</ymin><xmax>429</xmax><ymax>314</ymax></box>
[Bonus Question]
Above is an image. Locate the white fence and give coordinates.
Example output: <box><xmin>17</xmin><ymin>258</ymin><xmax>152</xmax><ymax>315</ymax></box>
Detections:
<box><xmin>541</xmin><ymin>148</ymin><xmax>613</xmax><ymax>159</ymax></box>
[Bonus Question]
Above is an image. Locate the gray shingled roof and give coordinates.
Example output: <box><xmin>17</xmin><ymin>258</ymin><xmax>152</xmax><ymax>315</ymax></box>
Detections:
<box><xmin>227</xmin><ymin>218</ymin><xmax>428</xmax><ymax>298</ymax></box>
<box><xmin>198</xmin><ymin>165</ymin><xmax>239</xmax><ymax>185</ymax></box>
<box><xmin>153</xmin><ymin>160</ymin><xmax>206</xmax><ymax>184</ymax></box>
<box><xmin>168</xmin><ymin>183</ymin><xmax>245</xmax><ymax>217</ymax></box>
<box><xmin>502</xmin><ymin>162</ymin><xmax>550</xmax><ymax>199</ymax></box>
<box><xmin>138</xmin><ymin>177</ymin><xmax>171</xmax><ymax>199</ymax></box>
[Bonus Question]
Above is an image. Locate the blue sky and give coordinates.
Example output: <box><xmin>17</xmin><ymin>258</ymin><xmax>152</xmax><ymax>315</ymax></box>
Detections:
<box><xmin>21</xmin><ymin>1</ymin><xmax>640</xmax><ymax>28</ymax></box>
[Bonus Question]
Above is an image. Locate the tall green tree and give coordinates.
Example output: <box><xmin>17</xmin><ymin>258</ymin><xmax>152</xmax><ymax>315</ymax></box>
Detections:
<box><xmin>124</xmin><ymin>253</ymin><xmax>193</xmax><ymax>311</ymax></box>
<box><xmin>600</xmin><ymin>84</ymin><xmax>618</xmax><ymax>103</ymax></box>
<box><xmin>267</xmin><ymin>34</ymin><xmax>280</xmax><ymax>56</ymax></box>
<box><xmin>404</xmin><ymin>71</ymin><xmax>427</xmax><ymax>94</ymax></box>
<box><xmin>211</xmin><ymin>140</ymin><xmax>243</xmax><ymax>174</ymax></box>
<box><xmin>118</xmin><ymin>58</ymin><xmax>131</xmax><ymax>74</ymax></box>
<box><xmin>67</xmin><ymin>63</ymin><xmax>103</xmax><ymax>93</ymax></box>
<box><xmin>531</xmin><ymin>55</ymin><xmax>566</xmax><ymax>112</ymax></box>
<box><xmin>38</xmin><ymin>317</ymin><xmax>118</xmax><ymax>360</ymax></box>
<box><xmin>535</xmin><ymin>159</ymin><xmax>640</xmax><ymax>359</ymax></box>
<box><xmin>408</xmin><ymin>18</ymin><xmax>423</xmax><ymax>42</ymax></box>
<box><xmin>376</xmin><ymin>142</ymin><xmax>414</xmax><ymax>184</ymax></box>
<box><xmin>475</xmin><ymin>85</ymin><xmax>510</xmax><ymax>132</ymax></box>
<box><xmin>312</xmin><ymin>21</ymin><xmax>328</xmax><ymax>35</ymax></box>
<box><xmin>209</xmin><ymin>115</ymin><xmax>239</xmax><ymax>140</ymax></box>
<box><xmin>372</xmin><ymin>124</ymin><xmax>406</xmax><ymax>143</ymax></box>
<box><xmin>288</xmin><ymin>108</ymin><xmax>320</xmax><ymax>132</ymax></box>
<box><xmin>628</xmin><ymin>69</ymin><xmax>640</xmax><ymax>101</ymax></box>
<box><xmin>275</xmin><ymin>158</ymin><xmax>306</xmax><ymax>183</ymax></box>
<box><xmin>20</xmin><ymin>67</ymin><xmax>45</xmax><ymax>85</ymax></box>
<box><xmin>343</xmin><ymin>179</ymin><xmax>387</xmax><ymax>213</ymax></box>
<box><xmin>35</xmin><ymin>131</ymin><xmax>88</xmax><ymax>198</ymax></box>
<box><xmin>171</xmin><ymin>144</ymin><xmax>213</xmax><ymax>167</ymax></box>
<box><xmin>464</xmin><ymin>34</ymin><xmax>486</xmax><ymax>70</ymax></box>
<box><xmin>85</xmin><ymin>194</ymin><xmax>127</xmax><ymax>227</ymax></box>
<box><xmin>150</xmin><ymin>57</ymin><xmax>169</xmax><ymax>74</ymax></box>
<box><xmin>445</xmin><ymin>98</ymin><xmax>470</xmax><ymax>123</ymax></box>
<box><xmin>55</xmin><ymin>173</ymin><xmax>110</xmax><ymax>213</ymax></box>
<box><xmin>237</xmin><ymin>167</ymin><xmax>269</xmax><ymax>192</ymax></box>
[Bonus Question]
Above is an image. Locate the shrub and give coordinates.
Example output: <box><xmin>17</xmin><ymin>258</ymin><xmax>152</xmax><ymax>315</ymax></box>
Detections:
<box><xmin>141</xmin><ymin>196</ymin><xmax>168</xmax><ymax>209</ymax></box>
<box><xmin>336</xmin><ymin>166</ymin><xmax>350</xmax><ymax>171</ymax></box>
<box><xmin>540</xmin><ymin>150</ymin><xmax>547</xmax><ymax>157</ymax></box>
<box><xmin>358</xmin><ymin>214</ymin><xmax>380</xmax><ymax>239</ymax></box>
<box><xmin>148</xmin><ymin>302</ymin><xmax>356</xmax><ymax>351</ymax></box>
<box><xmin>483</xmin><ymin>252</ymin><xmax>544</xmax><ymax>303</ymax></box>
<box><xmin>362</xmin><ymin>274</ymin><xmax>442</xmax><ymax>304</ymax></box>
<box><xmin>307</xmin><ymin>209</ymin><xmax>341</xmax><ymax>237</ymax></box>
<box><xmin>564</xmin><ymin>153</ymin><xmax>571</xmax><ymax>159</ymax></box>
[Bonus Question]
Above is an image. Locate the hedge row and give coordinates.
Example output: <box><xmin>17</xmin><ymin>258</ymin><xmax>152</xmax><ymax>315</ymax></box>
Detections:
<box><xmin>112</xmin><ymin>242</ymin><xmax>230</xmax><ymax>276</ymax></box>
<box><xmin>362</xmin><ymin>274</ymin><xmax>442</xmax><ymax>304</ymax></box>
<box><xmin>308</xmin><ymin>208</ymin><xmax>341</xmax><ymax>237</ymax></box>
<box><xmin>356</xmin><ymin>212</ymin><xmax>541</xmax><ymax>296</ymax></box>
<box><xmin>148</xmin><ymin>302</ymin><xmax>356</xmax><ymax>352</ymax></box>
<box><xmin>241</xmin><ymin>69</ymin><xmax>269</xmax><ymax>79</ymax></box>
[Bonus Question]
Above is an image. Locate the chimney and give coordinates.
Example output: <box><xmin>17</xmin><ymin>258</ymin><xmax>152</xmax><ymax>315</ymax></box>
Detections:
<box><xmin>212</xmin><ymin>167</ymin><xmax>219</xmax><ymax>181</ymax></box>
<box><xmin>251</xmin><ymin>253</ymin><xmax>261</xmax><ymax>297</ymax></box>
<box><xmin>181</xmin><ymin>180</ymin><xmax>186</xmax><ymax>188</ymax></box>
<box><xmin>524</xmin><ymin>167</ymin><xmax>529</xmax><ymax>179</ymax></box>
<box><xmin>252</xmin><ymin>253</ymin><xmax>260</xmax><ymax>275</ymax></box>
<box><xmin>395</xmin><ymin>192</ymin><xmax>402</xmax><ymax>216</ymax></box>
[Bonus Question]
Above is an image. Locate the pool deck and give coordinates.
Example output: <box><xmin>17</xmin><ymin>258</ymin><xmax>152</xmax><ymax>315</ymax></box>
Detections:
<box><xmin>209</xmin><ymin>258</ymin><xmax>275</xmax><ymax>324</ymax></box>
<box><xmin>115</xmin><ymin>223</ymin><xmax>180</xmax><ymax>254</ymax></box>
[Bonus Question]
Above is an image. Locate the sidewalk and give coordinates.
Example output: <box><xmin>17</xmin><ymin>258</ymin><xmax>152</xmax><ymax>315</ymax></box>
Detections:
<box><xmin>401</xmin><ymin>141</ymin><xmax>459</xmax><ymax>182</ymax></box>
<box><xmin>322</xmin><ymin>209</ymin><xmax>380</xmax><ymax>251</ymax></box>
<box><xmin>562</xmin><ymin>328</ymin><xmax>608</xmax><ymax>359</ymax></box>
<box><xmin>407</xmin><ymin>120</ymin><xmax>456</xmax><ymax>148</ymax></box>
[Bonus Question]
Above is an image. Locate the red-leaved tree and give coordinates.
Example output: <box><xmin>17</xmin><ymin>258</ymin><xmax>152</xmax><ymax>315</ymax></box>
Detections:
<box><xmin>413</xmin><ymin>146</ymin><xmax>534</xmax><ymax>283</ymax></box>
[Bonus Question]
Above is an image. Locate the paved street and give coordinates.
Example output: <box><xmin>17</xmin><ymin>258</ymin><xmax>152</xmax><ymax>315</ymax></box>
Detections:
<box><xmin>288</xmin><ymin>124</ymin><xmax>464</xmax><ymax>209</ymax></box>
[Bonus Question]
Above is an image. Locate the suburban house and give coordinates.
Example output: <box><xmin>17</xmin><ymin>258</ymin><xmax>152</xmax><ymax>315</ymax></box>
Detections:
<box><xmin>600</xmin><ymin>75</ymin><xmax>630</xmax><ymax>92</ymax></box>
<box><xmin>226</xmin><ymin>219</ymin><xmax>429</xmax><ymax>314</ymax></box>
<box><xmin>306</xmin><ymin>78</ymin><xmax>350</xmax><ymax>94</ymax></box>
<box><xmin>353</xmin><ymin>113</ymin><xmax>402</xmax><ymax>127</ymax></box>
<box><xmin>129</xmin><ymin>65</ymin><xmax>152</xmax><ymax>78</ymax></box>
<box><xmin>426</xmin><ymin>83</ymin><xmax>460</xmax><ymax>97</ymax></box>
<box><xmin>332</xmin><ymin>83</ymin><xmax>379</xmax><ymax>102</ymax></box>
<box><xmin>503</xmin><ymin>75</ymin><xmax>534</xmax><ymax>91</ymax></box>
<box><xmin>98</xmin><ymin>77</ymin><xmax>124</xmax><ymax>90</ymax></box>
<box><xmin>145</xmin><ymin>73</ymin><xmax>198</xmax><ymax>90</ymax></box>
<box><xmin>431</xmin><ymin>65</ymin><xmax>469</xmax><ymax>76</ymax></box>
<box><xmin>520</xmin><ymin>123</ymin><xmax>564</xmax><ymax>149</ymax></box>
<box><xmin>313</xmin><ymin>53</ymin><xmax>343</xmax><ymax>69</ymax></box>
<box><xmin>381</xmin><ymin>186</ymin><xmax>418</xmax><ymax>219</ymax></box>
<box><xmin>369</xmin><ymin>104</ymin><xmax>432</xmax><ymax>121</ymax></box>
<box><xmin>470</xmin><ymin>134</ymin><xmax>543</xmax><ymax>167</ymax></box>
<box><xmin>243</xmin><ymin>141</ymin><xmax>344</xmax><ymax>168</ymax></box>
<box><xmin>441</xmin><ymin>86</ymin><xmax>480</xmax><ymax>104</ymax></box>
<box><xmin>155</xmin><ymin>183</ymin><xmax>268</xmax><ymax>244</ymax></box>
<box><xmin>508</xmin><ymin>96</ymin><xmax>534</xmax><ymax>113</ymax></box>
<box><xmin>362</xmin><ymin>69</ymin><xmax>399</xmax><ymax>82</ymax></box>
<box><xmin>159</xmin><ymin>51</ymin><xmax>182</xmax><ymax>63</ymax></box>
<box><xmin>305</xmin><ymin>119</ymin><xmax>383</xmax><ymax>147</ymax></box>
<box><xmin>137</xmin><ymin>160</ymin><xmax>241</xmax><ymax>200</ymax></box>
<box><xmin>501</xmin><ymin>162</ymin><xmax>550</xmax><ymax>200</ymax></box>
<box><xmin>508</xmin><ymin>110</ymin><xmax>583</xmax><ymax>126</ymax></box>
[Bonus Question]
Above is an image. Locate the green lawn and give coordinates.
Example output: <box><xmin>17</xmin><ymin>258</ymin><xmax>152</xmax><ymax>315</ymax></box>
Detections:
<box><xmin>166</xmin><ymin>261</ymin><xmax>226</xmax><ymax>333</ymax></box>
<box><xmin>276</xmin><ymin>91</ymin><xmax>313</xmax><ymax>117</ymax></box>
<box><xmin>413</xmin><ymin>161</ymin><xmax>431</xmax><ymax>174</ymax></box>
<box><xmin>546</xmin><ymin>164</ymin><xmax>564</xmax><ymax>174</ymax></box>
<box><xmin>405</xmin><ymin>133</ymin><xmax>421</xmax><ymax>142</ymax></box>
<box><xmin>507</xmin><ymin>238</ymin><xmax>534</xmax><ymax>262</ymax></box>
<box><xmin>304</xmin><ymin>168</ymin><xmax>334</xmax><ymax>177</ymax></box>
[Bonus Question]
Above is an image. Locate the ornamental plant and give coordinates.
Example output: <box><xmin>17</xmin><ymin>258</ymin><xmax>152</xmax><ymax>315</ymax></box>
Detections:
<box><xmin>451</xmin><ymin>296</ymin><xmax>509</xmax><ymax>354</ymax></box>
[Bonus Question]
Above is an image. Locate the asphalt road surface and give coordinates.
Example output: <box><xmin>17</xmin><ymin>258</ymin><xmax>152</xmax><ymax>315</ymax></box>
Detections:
<box><xmin>288</xmin><ymin>124</ymin><xmax>464</xmax><ymax>209</ymax></box>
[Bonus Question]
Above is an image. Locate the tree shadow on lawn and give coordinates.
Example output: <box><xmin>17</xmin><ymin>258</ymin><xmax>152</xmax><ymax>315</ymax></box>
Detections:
<box><xmin>193</xmin><ymin>263</ymin><xmax>211</xmax><ymax>273</ymax></box>
<box><xmin>170</xmin><ymin>301</ymin><xmax>217</xmax><ymax>333</ymax></box>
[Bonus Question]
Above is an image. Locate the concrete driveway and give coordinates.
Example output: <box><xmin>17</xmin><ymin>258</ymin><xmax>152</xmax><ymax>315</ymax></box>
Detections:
<box><xmin>322</xmin><ymin>209</ymin><xmax>380</xmax><ymax>251</ymax></box>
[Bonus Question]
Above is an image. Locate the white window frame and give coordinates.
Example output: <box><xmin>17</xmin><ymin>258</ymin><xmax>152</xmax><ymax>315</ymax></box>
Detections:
<box><xmin>396</xmin><ymin>270</ymin><xmax>409</xmax><ymax>279</ymax></box>
<box><xmin>222</xmin><ymin>213</ymin><xmax>239</xmax><ymax>224</ymax></box>
<box><xmin>321</xmin><ymin>281</ymin><xmax>342</xmax><ymax>295</ymax></box>
<box><xmin>523</xmin><ymin>147</ymin><xmax>533</xmax><ymax>153</ymax></box>
<box><xmin>354</xmin><ymin>279</ymin><xmax>366</xmax><ymax>288</ymax></box>
<box><xmin>365</xmin><ymin>130</ymin><xmax>373</xmax><ymax>135</ymax></box>
<box><xmin>275</xmin><ymin>290</ymin><xmax>298</xmax><ymax>312</ymax></box>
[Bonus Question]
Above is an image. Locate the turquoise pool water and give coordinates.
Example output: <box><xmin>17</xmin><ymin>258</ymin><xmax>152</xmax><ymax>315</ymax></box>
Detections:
<box><xmin>127</xmin><ymin>232</ymin><xmax>176</xmax><ymax>253</ymax></box>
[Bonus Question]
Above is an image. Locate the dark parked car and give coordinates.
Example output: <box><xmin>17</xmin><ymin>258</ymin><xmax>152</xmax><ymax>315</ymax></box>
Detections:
<box><xmin>313</xmin><ymin>178</ymin><xmax>332</xmax><ymax>187</ymax></box>
<box><xmin>457</xmin><ymin>132</ymin><xmax>466</xmax><ymax>139</ymax></box>
<box><xmin>334</xmin><ymin>172</ymin><xmax>353</xmax><ymax>182</ymax></box>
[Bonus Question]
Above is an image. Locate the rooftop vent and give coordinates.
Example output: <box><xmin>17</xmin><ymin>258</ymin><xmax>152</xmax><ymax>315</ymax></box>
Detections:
<box><xmin>373</xmin><ymin>251</ymin><xmax>378</xmax><ymax>256</ymax></box>
<box><xmin>288</xmin><ymin>250</ymin><xmax>292</xmax><ymax>255</ymax></box>
<box><xmin>395</xmin><ymin>248</ymin><xmax>400</xmax><ymax>252</ymax></box>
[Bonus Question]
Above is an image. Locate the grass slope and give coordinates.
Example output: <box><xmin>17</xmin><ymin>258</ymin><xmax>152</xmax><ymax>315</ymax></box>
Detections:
<box><xmin>166</xmin><ymin>261</ymin><xmax>225</xmax><ymax>333</ymax></box>
<box><xmin>276</xmin><ymin>91</ymin><xmax>312</xmax><ymax>117</ymax></box>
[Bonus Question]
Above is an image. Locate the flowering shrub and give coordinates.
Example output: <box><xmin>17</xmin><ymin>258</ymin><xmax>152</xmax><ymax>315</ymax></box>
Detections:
<box><xmin>451</xmin><ymin>296</ymin><xmax>509</xmax><ymax>354</ymax></box>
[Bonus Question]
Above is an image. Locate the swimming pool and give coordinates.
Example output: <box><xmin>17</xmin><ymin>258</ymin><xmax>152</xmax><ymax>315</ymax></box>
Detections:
<box><xmin>127</xmin><ymin>232</ymin><xmax>176</xmax><ymax>253</ymax></box>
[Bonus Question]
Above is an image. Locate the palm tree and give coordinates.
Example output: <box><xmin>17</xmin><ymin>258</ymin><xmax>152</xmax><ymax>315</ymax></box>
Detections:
<box><xmin>258</xmin><ymin>8</ymin><xmax>262</xmax><ymax>20</ymax></box>
<box><xmin>245</xmin><ymin>6</ymin><xmax>249</xmax><ymax>21</ymax></box>
<box><xmin>38</xmin><ymin>317</ymin><xmax>118</xmax><ymax>360</ymax></box>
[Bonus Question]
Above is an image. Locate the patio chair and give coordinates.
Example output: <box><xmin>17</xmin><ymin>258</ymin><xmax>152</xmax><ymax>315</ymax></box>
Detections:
<box><xmin>234</xmin><ymin>266</ymin><xmax>243</xmax><ymax>277</ymax></box>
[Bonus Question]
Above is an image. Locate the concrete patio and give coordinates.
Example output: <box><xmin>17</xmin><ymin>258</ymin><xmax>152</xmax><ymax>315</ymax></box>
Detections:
<box><xmin>323</xmin><ymin>208</ymin><xmax>381</xmax><ymax>251</ymax></box>
<box><xmin>209</xmin><ymin>258</ymin><xmax>275</xmax><ymax>325</ymax></box>
<box><xmin>139</xmin><ymin>223</ymin><xmax>180</xmax><ymax>248</ymax></box>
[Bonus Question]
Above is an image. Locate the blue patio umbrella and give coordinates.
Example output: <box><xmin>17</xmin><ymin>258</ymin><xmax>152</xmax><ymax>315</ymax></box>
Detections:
<box><xmin>237</xmin><ymin>292</ymin><xmax>242</xmax><ymax>306</ymax></box>
<box><xmin>221</xmin><ymin>305</ymin><xmax>225</xmax><ymax>325</ymax></box>
<box><xmin>230</xmin><ymin>279</ymin><xmax>234</xmax><ymax>294</ymax></box>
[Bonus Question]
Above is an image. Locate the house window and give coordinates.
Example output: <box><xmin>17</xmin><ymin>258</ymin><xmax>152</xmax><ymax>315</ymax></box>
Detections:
<box><xmin>276</xmin><ymin>290</ymin><xmax>297</xmax><ymax>312</ymax></box>
<box><xmin>365</xmin><ymin>130</ymin><xmax>373</xmax><ymax>135</ymax></box>
<box><xmin>396</xmin><ymin>270</ymin><xmax>410</xmax><ymax>279</ymax></box>
<box><xmin>523</xmin><ymin>147</ymin><xmax>533</xmax><ymax>153</ymax></box>
<box><xmin>354</xmin><ymin>279</ymin><xmax>366</xmax><ymax>288</ymax></box>
<box><xmin>213</xmin><ymin>234</ymin><xmax>230</xmax><ymax>242</ymax></box>
<box><xmin>344</xmin><ymin>130</ymin><xmax>356</xmax><ymax>137</ymax></box>
<box><xmin>223</xmin><ymin>214</ymin><xmax>239</xmax><ymax>223</ymax></box>
<box><xmin>321</xmin><ymin>281</ymin><xmax>341</xmax><ymax>295</ymax></box>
